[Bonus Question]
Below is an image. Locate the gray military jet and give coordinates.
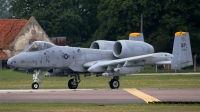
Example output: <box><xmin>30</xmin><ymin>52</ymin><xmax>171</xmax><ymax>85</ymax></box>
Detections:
<box><xmin>7</xmin><ymin>32</ymin><xmax>193</xmax><ymax>89</ymax></box>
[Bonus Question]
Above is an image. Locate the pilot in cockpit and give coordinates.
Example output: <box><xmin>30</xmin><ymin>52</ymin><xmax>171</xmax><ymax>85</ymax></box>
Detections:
<box><xmin>27</xmin><ymin>43</ymin><xmax>39</xmax><ymax>52</ymax></box>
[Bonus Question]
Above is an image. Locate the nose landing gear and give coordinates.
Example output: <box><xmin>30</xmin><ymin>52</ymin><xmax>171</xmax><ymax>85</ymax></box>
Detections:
<box><xmin>32</xmin><ymin>69</ymin><xmax>42</xmax><ymax>89</ymax></box>
<box><xmin>32</xmin><ymin>82</ymin><xmax>39</xmax><ymax>89</ymax></box>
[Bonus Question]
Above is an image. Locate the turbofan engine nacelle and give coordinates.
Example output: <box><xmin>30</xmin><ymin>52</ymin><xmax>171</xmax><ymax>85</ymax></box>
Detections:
<box><xmin>90</xmin><ymin>40</ymin><xmax>115</xmax><ymax>50</ymax></box>
<box><xmin>113</xmin><ymin>40</ymin><xmax>154</xmax><ymax>58</ymax></box>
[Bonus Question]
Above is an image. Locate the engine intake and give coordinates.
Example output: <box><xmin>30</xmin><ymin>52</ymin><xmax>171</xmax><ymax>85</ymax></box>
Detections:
<box><xmin>90</xmin><ymin>40</ymin><xmax>115</xmax><ymax>50</ymax></box>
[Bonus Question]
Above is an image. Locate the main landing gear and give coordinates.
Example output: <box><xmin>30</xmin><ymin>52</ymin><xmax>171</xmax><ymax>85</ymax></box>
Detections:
<box><xmin>67</xmin><ymin>74</ymin><xmax>120</xmax><ymax>89</ymax></box>
<box><xmin>68</xmin><ymin>74</ymin><xmax>80</xmax><ymax>89</ymax></box>
<box><xmin>32</xmin><ymin>69</ymin><xmax>42</xmax><ymax>89</ymax></box>
<box><xmin>109</xmin><ymin>76</ymin><xmax>120</xmax><ymax>89</ymax></box>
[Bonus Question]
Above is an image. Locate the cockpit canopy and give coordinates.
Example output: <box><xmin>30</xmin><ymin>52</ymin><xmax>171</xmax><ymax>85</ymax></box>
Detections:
<box><xmin>22</xmin><ymin>41</ymin><xmax>55</xmax><ymax>52</ymax></box>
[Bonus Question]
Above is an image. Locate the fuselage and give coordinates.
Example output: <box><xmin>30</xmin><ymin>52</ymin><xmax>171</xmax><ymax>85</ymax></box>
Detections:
<box><xmin>7</xmin><ymin>46</ymin><xmax>116</xmax><ymax>71</ymax></box>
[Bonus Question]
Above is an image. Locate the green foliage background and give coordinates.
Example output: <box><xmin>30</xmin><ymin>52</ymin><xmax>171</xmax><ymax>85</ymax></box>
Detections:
<box><xmin>0</xmin><ymin>0</ymin><xmax>12</xmax><ymax>18</ymax></box>
<box><xmin>1</xmin><ymin>0</ymin><xmax>200</xmax><ymax>53</ymax></box>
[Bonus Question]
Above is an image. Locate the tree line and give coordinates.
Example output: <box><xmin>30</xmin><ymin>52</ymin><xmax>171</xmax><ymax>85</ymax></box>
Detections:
<box><xmin>1</xmin><ymin>0</ymin><xmax>200</xmax><ymax>54</ymax></box>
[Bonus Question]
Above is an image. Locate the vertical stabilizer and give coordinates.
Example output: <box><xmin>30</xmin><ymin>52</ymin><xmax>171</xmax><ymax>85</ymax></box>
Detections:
<box><xmin>171</xmin><ymin>32</ymin><xmax>193</xmax><ymax>70</ymax></box>
<box><xmin>129</xmin><ymin>33</ymin><xmax>144</xmax><ymax>41</ymax></box>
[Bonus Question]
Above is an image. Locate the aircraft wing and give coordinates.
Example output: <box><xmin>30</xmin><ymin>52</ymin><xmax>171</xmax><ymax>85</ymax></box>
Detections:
<box><xmin>83</xmin><ymin>60</ymin><xmax>114</xmax><ymax>68</ymax></box>
<box><xmin>83</xmin><ymin>54</ymin><xmax>153</xmax><ymax>68</ymax></box>
<box><xmin>97</xmin><ymin>54</ymin><xmax>154</xmax><ymax>67</ymax></box>
<box><xmin>87</xmin><ymin>53</ymin><xmax>172</xmax><ymax>72</ymax></box>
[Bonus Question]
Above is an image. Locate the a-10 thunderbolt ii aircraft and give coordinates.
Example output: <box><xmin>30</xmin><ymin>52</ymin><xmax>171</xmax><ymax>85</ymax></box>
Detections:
<box><xmin>7</xmin><ymin>32</ymin><xmax>193</xmax><ymax>89</ymax></box>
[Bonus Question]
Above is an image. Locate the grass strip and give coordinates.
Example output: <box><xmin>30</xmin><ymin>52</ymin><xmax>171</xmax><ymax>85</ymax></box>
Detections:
<box><xmin>0</xmin><ymin>70</ymin><xmax>200</xmax><ymax>89</ymax></box>
<box><xmin>0</xmin><ymin>103</ymin><xmax>200</xmax><ymax>112</ymax></box>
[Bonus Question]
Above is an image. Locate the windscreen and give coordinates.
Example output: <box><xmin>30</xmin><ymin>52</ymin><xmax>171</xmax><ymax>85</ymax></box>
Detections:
<box><xmin>22</xmin><ymin>41</ymin><xmax>55</xmax><ymax>52</ymax></box>
<box><xmin>22</xmin><ymin>42</ymin><xmax>34</xmax><ymax>52</ymax></box>
<box><xmin>27</xmin><ymin>43</ymin><xmax>39</xmax><ymax>52</ymax></box>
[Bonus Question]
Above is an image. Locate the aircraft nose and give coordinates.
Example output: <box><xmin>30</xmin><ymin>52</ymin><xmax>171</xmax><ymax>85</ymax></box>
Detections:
<box><xmin>7</xmin><ymin>58</ymin><xmax>13</xmax><ymax>66</ymax></box>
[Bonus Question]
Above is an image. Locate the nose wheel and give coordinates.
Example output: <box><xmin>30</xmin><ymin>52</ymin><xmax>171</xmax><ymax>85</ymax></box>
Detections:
<box><xmin>32</xmin><ymin>82</ymin><xmax>39</xmax><ymax>89</ymax></box>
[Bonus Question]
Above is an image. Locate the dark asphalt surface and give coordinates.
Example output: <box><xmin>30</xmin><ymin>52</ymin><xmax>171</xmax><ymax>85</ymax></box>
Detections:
<box><xmin>0</xmin><ymin>89</ymin><xmax>199</xmax><ymax>104</ymax></box>
<box><xmin>140</xmin><ymin>89</ymin><xmax>200</xmax><ymax>102</ymax></box>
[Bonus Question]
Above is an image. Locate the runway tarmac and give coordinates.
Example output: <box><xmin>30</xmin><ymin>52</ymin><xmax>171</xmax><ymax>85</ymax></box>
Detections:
<box><xmin>0</xmin><ymin>89</ymin><xmax>200</xmax><ymax>104</ymax></box>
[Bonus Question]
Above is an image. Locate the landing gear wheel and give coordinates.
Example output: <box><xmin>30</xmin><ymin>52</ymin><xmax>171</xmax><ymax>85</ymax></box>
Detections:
<box><xmin>109</xmin><ymin>79</ymin><xmax>120</xmax><ymax>89</ymax></box>
<box><xmin>32</xmin><ymin>82</ymin><xmax>39</xmax><ymax>89</ymax></box>
<box><xmin>68</xmin><ymin>79</ymin><xmax>78</xmax><ymax>89</ymax></box>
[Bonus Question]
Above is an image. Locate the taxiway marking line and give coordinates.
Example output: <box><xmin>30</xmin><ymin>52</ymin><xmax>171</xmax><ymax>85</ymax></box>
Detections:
<box><xmin>124</xmin><ymin>89</ymin><xmax>160</xmax><ymax>103</ymax></box>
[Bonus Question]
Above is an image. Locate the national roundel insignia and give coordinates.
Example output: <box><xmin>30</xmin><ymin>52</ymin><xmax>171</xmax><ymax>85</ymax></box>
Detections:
<box><xmin>64</xmin><ymin>54</ymin><xmax>68</xmax><ymax>59</ymax></box>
